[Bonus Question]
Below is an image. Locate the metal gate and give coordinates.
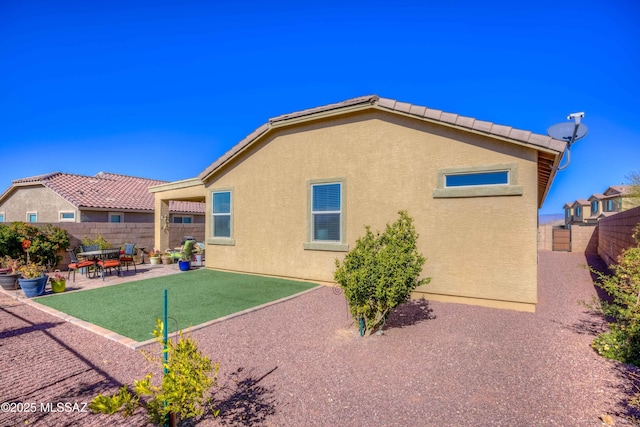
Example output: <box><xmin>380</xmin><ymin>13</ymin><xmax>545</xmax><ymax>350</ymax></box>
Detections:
<box><xmin>552</xmin><ymin>227</ymin><xmax>571</xmax><ymax>252</ymax></box>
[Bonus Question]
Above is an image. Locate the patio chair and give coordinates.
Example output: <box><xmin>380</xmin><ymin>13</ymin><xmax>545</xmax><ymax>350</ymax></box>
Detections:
<box><xmin>68</xmin><ymin>250</ymin><xmax>95</xmax><ymax>281</ymax></box>
<box><xmin>96</xmin><ymin>249</ymin><xmax>121</xmax><ymax>280</ymax></box>
<box><xmin>80</xmin><ymin>244</ymin><xmax>100</xmax><ymax>262</ymax></box>
<box><xmin>120</xmin><ymin>243</ymin><xmax>137</xmax><ymax>273</ymax></box>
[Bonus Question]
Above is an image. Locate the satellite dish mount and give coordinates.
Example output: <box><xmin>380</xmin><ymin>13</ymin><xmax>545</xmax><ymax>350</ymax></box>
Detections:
<box><xmin>547</xmin><ymin>112</ymin><xmax>588</xmax><ymax>171</ymax></box>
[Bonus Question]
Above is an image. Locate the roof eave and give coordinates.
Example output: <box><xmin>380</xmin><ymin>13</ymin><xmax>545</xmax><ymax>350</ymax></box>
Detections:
<box><xmin>149</xmin><ymin>177</ymin><xmax>204</xmax><ymax>193</ymax></box>
<box><xmin>197</xmin><ymin>96</ymin><xmax>567</xmax><ymax>193</ymax></box>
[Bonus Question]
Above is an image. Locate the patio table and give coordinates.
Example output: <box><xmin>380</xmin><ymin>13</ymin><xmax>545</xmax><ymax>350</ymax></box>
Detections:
<box><xmin>77</xmin><ymin>248</ymin><xmax>122</xmax><ymax>279</ymax></box>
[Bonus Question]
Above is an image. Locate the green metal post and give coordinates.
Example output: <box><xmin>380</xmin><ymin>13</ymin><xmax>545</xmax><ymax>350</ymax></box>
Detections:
<box><xmin>163</xmin><ymin>289</ymin><xmax>168</xmax><ymax>427</ymax></box>
<box><xmin>163</xmin><ymin>288</ymin><xmax>168</xmax><ymax>373</ymax></box>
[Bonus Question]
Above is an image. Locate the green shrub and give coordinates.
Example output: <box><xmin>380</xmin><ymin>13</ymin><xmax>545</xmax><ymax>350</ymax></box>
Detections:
<box><xmin>81</xmin><ymin>234</ymin><xmax>111</xmax><ymax>249</ymax></box>
<box><xmin>334</xmin><ymin>210</ymin><xmax>430</xmax><ymax>336</ymax></box>
<box><xmin>0</xmin><ymin>222</ymin><xmax>70</xmax><ymax>268</ymax></box>
<box><xmin>90</xmin><ymin>319</ymin><xmax>218</xmax><ymax>425</ymax></box>
<box><xmin>589</xmin><ymin>225</ymin><xmax>640</xmax><ymax>366</ymax></box>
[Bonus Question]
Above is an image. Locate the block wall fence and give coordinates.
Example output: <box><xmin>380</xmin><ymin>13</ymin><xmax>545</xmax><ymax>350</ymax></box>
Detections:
<box><xmin>11</xmin><ymin>222</ymin><xmax>205</xmax><ymax>269</ymax></box>
<box><xmin>597</xmin><ymin>205</ymin><xmax>640</xmax><ymax>266</ymax></box>
<box><xmin>538</xmin><ymin>206</ymin><xmax>640</xmax><ymax>267</ymax></box>
<box><xmin>537</xmin><ymin>223</ymin><xmax>598</xmax><ymax>253</ymax></box>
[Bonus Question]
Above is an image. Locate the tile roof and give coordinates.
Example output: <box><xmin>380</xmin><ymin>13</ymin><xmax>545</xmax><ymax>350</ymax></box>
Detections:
<box><xmin>198</xmin><ymin>95</ymin><xmax>566</xmax><ymax>208</ymax></box>
<box><xmin>606</xmin><ymin>185</ymin><xmax>631</xmax><ymax>196</ymax></box>
<box><xmin>10</xmin><ymin>172</ymin><xmax>204</xmax><ymax>213</ymax></box>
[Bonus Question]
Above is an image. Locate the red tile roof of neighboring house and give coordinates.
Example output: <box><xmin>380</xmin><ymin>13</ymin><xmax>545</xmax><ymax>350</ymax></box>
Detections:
<box><xmin>606</xmin><ymin>185</ymin><xmax>631</xmax><ymax>195</ymax></box>
<box><xmin>10</xmin><ymin>172</ymin><xmax>204</xmax><ymax>213</ymax></box>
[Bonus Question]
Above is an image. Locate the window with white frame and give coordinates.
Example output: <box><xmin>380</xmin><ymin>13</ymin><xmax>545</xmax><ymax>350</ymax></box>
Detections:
<box><xmin>109</xmin><ymin>212</ymin><xmax>124</xmax><ymax>223</ymax></box>
<box><xmin>575</xmin><ymin>206</ymin><xmax>582</xmax><ymax>217</ymax></box>
<box><xmin>172</xmin><ymin>215</ymin><xmax>193</xmax><ymax>224</ymax></box>
<box><xmin>212</xmin><ymin>191</ymin><xmax>232</xmax><ymax>238</ymax></box>
<box><xmin>59</xmin><ymin>211</ymin><xmax>75</xmax><ymax>222</ymax></box>
<box><xmin>591</xmin><ymin>200</ymin><xmax>599</xmax><ymax>215</ymax></box>
<box><xmin>0</xmin><ymin>212</ymin><xmax>4</xmax><ymax>222</ymax></box>
<box><xmin>27</xmin><ymin>212</ymin><xmax>37</xmax><ymax>223</ymax></box>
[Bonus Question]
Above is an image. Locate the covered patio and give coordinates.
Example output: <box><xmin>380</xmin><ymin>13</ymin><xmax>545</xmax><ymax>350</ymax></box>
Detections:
<box><xmin>149</xmin><ymin>177</ymin><xmax>207</xmax><ymax>252</ymax></box>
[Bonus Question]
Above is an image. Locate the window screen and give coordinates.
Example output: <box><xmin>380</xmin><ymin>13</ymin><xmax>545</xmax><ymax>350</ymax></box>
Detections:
<box><xmin>312</xmin><ymin>183</ymin><xmax>341</xmax><ymax>241</ymax></box>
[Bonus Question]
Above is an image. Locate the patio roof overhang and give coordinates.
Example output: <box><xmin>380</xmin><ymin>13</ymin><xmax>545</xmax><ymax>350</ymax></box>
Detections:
<box><xmin>149</xmin><ymin>177</ymin><xmax>205</xmax><ymax>203</ymax></box>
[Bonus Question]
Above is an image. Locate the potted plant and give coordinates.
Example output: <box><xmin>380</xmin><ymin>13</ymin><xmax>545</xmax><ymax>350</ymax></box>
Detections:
<box><xmin>50</xmin><ymin>270</ymin><xmax>66</xmax><ymax>293</ymax></box>
<box><xmin>178</xmin><ymin>240</ymin><xmax>195</xmax><ymax>272</ymax></box>
<box><xmin>19</xmin><ymin>262</ymin><xmax>47</xmax><ymax>297</ymax></box>
<box><xmin>0</xmin><ymin>256</ymin><xmax>22</xmax><ymax>290</ymax></box>
<box><xmin>161</xmin><ymin>253</ymin><xmax>173</xmax><ymax>265</ymax></box>
<box><xmin>149</xmin><ymin>250</ymin><xmax>162</xmax><ymax>265</ymax></box>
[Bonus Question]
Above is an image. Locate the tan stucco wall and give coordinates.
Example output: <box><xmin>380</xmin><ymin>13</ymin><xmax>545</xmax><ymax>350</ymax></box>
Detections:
<box><xmin>202</xmin><ymin>110</ymin><xmax>540</xmax><ymax>310</ymax></box>
<box><xmin>0</xmin><ymin>186</ymin><xmax>77</xmax><ymax>222</ymax></box>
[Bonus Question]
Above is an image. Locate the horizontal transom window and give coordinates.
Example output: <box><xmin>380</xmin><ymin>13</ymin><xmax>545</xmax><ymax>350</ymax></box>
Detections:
<box><xmin>433</xmin><ymin>163</ymin><xmax>523</xmax><ymax>199</ymax></box>
<box><xmin>445</xmin><ymin>170</ymin><xmax>509</xmax><ymax>188</ymax></box>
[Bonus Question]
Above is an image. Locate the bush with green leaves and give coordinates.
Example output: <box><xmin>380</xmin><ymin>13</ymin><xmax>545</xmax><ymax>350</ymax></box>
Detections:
<box><xmin>334</xmin><ymin>210</ymin><xmax>430</xmax><ymax>336</ymax></box>
<box><xmin>0</xmin><ymin>222</ymin><xmax>70</xmax><ymax>268</ymax></box>
<box><xmin>589</xmin><ymin>225</ymin><xmax>640</xmax><ymax>366</ymax></box>
<box><xmin>90</xmin><ymin>319</ymin><xmax>219</xmax><ymax>425</ymax></box>
<box><xmin>81</xmin><ymin>234</ymin><xmax>112</xmax><ymax>250</ymax></box>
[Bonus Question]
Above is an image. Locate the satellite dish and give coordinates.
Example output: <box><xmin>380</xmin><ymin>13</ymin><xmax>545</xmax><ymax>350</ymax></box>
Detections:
<box><xmin>547</xmin><ymin>122</ymin><xmax>588</xmax><ymax>143</ymax></box>
<box><xmin>548</xmin><ymin>112</ymin><xmax>587</xmax><ymax>171</ymax></box>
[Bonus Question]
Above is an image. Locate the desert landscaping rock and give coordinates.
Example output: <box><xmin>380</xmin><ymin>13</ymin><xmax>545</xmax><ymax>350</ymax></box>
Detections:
<box><xmin>1</xmin><ymin>251</ymin><xmax>638</xmax><ymax>426</ymax></box>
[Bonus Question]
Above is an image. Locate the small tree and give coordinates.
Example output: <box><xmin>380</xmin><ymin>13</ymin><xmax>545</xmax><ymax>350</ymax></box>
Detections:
<box><xmin>589</xmin><ymin>225</ymin><xmax>640</xmax><ymax>365</ymax></box>
<box><xmin>90</xmin><ymin>319</ymin><xmax>218</xmax><ymax>425</ymax></box>
<box><xmin>626</xmin><ymin>170</ymin><xmax>640</xmax><ymax>207</ymax></box>
<box><xmin>334</xmin><ymin>210</ymin><xmax>430</xmax><ymax>336</ymax></box>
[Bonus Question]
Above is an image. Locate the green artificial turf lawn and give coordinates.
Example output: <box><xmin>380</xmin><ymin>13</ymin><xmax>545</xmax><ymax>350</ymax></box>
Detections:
<box><xmin>35</xmin><ymin>269</ymin><xmax>318</xmax><ymax>342</ymax></box>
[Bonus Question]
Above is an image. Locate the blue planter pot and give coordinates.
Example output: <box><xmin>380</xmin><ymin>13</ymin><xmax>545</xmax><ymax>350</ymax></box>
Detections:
<box><xmin>178</xmin><ymin>260</ymin><xmax>190</xmax><ymax>271</ymax></box>
<box><xmin>19</xmin><ymin>275</ymin><xmax>47</xmax><ymax>298</ymax></box>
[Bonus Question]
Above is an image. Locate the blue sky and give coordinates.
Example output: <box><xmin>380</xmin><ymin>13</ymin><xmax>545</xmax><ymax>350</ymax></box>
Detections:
<box><xmin>1</xmin><ymin>0</ymin><xmax>638</xmax><ymax>215</ymax></box>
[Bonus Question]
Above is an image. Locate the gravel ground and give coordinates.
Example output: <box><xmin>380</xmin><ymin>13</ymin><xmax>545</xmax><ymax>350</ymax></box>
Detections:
<box><xmin>1</xmin><ymin>251</ymin><xmax>638</xmax><ymax>426</ymax></box>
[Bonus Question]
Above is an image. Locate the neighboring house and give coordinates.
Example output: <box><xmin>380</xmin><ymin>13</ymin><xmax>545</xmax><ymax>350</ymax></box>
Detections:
<box><xmin>567</xmin><ymin>199</ymin><xmax>590</xmax><ymax>226</ymax></box>
<box><xmin>0</xmin><ymin>172</ymin><xmax>205</xmax><ymax>223</ymax></box>
<box><xmin>603</xmin><ymin>185</ymin><xmax>637</xmax><ymax>211</ymax></box>
<box><xmin>584</xmin><ymin>194</ymin><xmax>604</xmax><ymax>224</ymax></box>
<box><xmin>151</xmin><ymin>95</ymin><xmax>566</xmax><ymax>312</ymax></box>
<box><xmin>564</xmin><ymin>185</ymin><xmax>637</xmax><ymax>227</ymax></box>
<box><xmin>563</xmin><ymin>203</ymin><xmax>573</xmax><ymax>225</ymax></box>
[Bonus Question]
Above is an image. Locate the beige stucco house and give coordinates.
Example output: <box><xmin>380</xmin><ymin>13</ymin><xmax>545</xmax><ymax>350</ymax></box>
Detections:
<box><xmin>568</xmin><ymin>199</ymin><xmax>591</xmax><ymax>225</ymax></box>
<box><xmin>151</xmin><ymin>95</ymin><xmax>566</xmax><ymax>312</ymax></box>
<box><xmin>0</xmin><ymin>172</ymin><xmax>205</xmax><ymax>224</ymax></box>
